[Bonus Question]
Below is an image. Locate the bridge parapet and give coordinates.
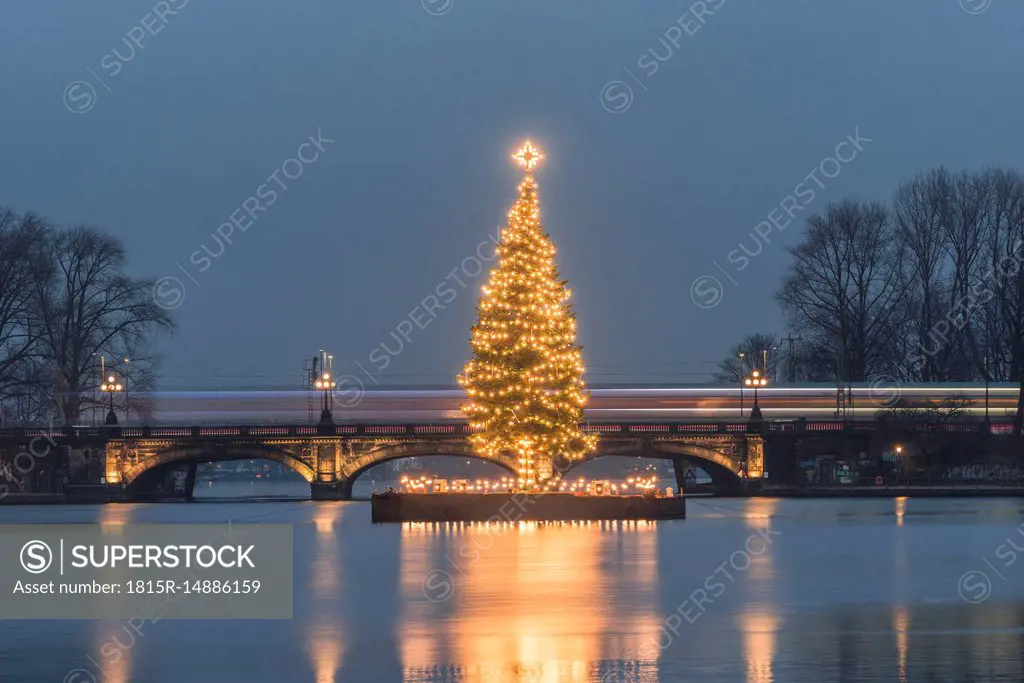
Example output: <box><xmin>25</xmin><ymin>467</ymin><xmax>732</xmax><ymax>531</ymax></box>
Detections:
<box><xmin>0</xmin><ymin>418</ymin><xmax>1007</xmax><ymax>442</ymax></box>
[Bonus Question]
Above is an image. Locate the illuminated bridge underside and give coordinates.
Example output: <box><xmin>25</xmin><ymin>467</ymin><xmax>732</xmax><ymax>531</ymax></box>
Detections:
<box><xmin>577</xmin><ymin>439</ymin><xmax>750</xmax><ymax>477</ymax></box>
<box><xmin>338</xmin><ymin>441</ymin><xmax>519</xmax><ymax>481</ymax></box>
<box><xmin>100</xmin><ymin>423</ymin><xmax>767</xmax><ymax>498</ymax></box>
<box><xmin>116</xmin><ymin>440</ymin><xmax>319</xmax><ymax>487</ymax></box>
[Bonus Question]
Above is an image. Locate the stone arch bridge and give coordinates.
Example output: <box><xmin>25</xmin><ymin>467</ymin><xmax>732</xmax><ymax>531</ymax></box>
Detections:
<box><xmin>2</xmin><ymin>418</ymin><xmax>1008</xmax><ymax>501</ymax></box>
<box><xmin>90</xmin><ymin>422</ymin><xmax>765</xmax><ymax>500</ymax></box>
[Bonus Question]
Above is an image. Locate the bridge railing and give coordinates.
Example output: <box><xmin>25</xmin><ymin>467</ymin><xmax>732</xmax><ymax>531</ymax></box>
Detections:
<box><xmin>0</xmin><ymin>419</ymin><xmax>1014</xmax><ymax>440</ymax></box>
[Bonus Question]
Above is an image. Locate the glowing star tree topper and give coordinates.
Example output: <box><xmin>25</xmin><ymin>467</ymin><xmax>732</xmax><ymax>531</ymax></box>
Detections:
<box><xmin>458</xmin><ymin>141</ymin><xmax>598</xmax><ymax>491</ymax></box>
<box><xmin>512</xmin><ymin>140</ymin><xmax>544</xmax><ymax>172</ymax></box>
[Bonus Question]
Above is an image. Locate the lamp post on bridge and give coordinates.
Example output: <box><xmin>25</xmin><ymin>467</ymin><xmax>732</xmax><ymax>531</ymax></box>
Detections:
<box><xmin>315</xmin><ymin>350</ymin><xmax>336</xmax><ymax>425</ymax></box>
<box><xmin>99</xmin><ymin>356</ymin><xmax>123</xmax><ymax>426</ymax></box>
<box><xmin>744</xmin><ymin>368</ymin><xmax>767</xmax><ymax>421</ymax></box>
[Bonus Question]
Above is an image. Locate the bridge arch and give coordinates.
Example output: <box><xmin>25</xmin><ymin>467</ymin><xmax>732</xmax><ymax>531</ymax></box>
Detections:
<box><xmin>339</xmin><ymin>440</ymin><xmax>518</xmax><ymax>485</ymax></box>
<box><xmin>560</xmin><ymin>440</ymin><xmax>744</xmax><ymax>491</ymax></box>
<box><xmin>121</xmin><ymin>444</ymin><xmax>316</xmax><ymax>490</ymax></box>
<box><xmin>648</xmin><ymin>442</ymin><xmax>745</xmax><ymax>478</ymax></box>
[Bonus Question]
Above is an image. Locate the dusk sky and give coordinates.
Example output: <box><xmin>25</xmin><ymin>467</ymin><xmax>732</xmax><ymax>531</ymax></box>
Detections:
<box><xmin>3</xmin><ymin>0</ymin><xmax>1023</xmax><ymax>389</ymax></box>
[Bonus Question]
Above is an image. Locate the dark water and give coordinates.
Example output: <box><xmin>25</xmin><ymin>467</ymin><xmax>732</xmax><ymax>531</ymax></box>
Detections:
<box><xmin>3</xmin><ymin>486</ymin><xmax>1024</xmax><ymax>683</ymax></box>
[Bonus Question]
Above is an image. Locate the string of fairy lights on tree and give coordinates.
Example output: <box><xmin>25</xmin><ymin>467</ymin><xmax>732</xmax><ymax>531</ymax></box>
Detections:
<box><xmin>458</xmin><ymin>141</ymin><xmax>598</xmax><ymax>490</ymax></box>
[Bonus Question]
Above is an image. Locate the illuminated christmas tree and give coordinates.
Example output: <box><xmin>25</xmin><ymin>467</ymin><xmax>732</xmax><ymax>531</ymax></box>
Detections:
<box><xmin>459</xmin><ymin>141</ymin><xmax>598</xmax><ymax>490</ymax></box>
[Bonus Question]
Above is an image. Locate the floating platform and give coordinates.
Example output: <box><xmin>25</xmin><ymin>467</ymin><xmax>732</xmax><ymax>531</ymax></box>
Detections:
<box><xmin>371</xmin><ymin>491</ymin><xmax>686</xmax><ymax>523</ymax></box>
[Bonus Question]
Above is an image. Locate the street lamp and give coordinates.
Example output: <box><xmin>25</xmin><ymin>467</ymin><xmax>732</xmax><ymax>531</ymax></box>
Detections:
<box><xmin>99</xmin><ymin>372</ymin><xmax>123</xmax><ymax>425</ymax></box>
<box><xmin>314</xmin><ymin>350</ymin><xmax>337</xmax><ymax>425</ymax></box>
<box><xmin>744</xmin><ymin>368</ymin><xmax>767</xmax><ymax>419</ymax></box>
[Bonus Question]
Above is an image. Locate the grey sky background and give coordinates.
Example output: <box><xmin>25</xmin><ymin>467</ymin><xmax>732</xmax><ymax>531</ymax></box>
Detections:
<box><xmin>2</xmin><ymin>0</ymin><xmax>1022</xmax><ymax>389</ymax></box>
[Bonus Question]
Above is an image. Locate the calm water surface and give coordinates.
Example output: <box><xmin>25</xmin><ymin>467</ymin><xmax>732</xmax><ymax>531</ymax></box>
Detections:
<box><xmin>3</xmin><ymin>485</ymin><xmax>1024</xmax><ymax>683</ymax></box>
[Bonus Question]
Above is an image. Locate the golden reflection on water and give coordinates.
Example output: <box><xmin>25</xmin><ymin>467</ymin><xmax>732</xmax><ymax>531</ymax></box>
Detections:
<box><xmin>743</xmin><ymin>498</ymin><xmax>780</xmax><ymax>527</ymax></box>
<box><xmin>734</xmin><ymin>499</ymin><xmax>781</xmax><ymax>682</ymax></box>
<box><xmin>309</xmin><ymin>622</ymin><xmax>345</xmax><ymax>683</ymax></box>
<box><xmin>738</xmin><ymin>611</ymin><xmax>779</xmax><ymax>683</ymax></box>
<box><xmin>312</xmin><ymin>504</ymin><xmax>345</xmax><ymax>595</ymax></box>
<box><xmin>399</xmin><ymin>520</ymin><xmax>660</xmax><ymax>682</ymax></box>
<box><xmin>894</xmin><ymin>496</ymin><xmax>907</xmax><ymax>527</ymax></box>
<box><xmin>744</xmin><ymin>498</ymin><xmax>779</xmax><ymax>584</ymax></box>
<box><xmin>90</xmin><ymin>621</ymin><xmax>134</xmax><ymax>683</ymax></box>
<box><xmin>740</xmin><ymin>499</ymin><xmax>780</xmax><ymax>683</ymax></box>
<box><xmin>98</xmin><ymin>504</ymin><xmax>132</xmax><ymax>535</ymax></box>
<box><xmin>894</xmin><ymin>498</ymin><xmax>908</xmax><ymax>585</ymax></box>
<box><xmin>308</xmin><ymin>504</ymin><xmax>347</xmax><ymax>683</ymax></box>
<box><xmin>892</xmin><ymin>604</ymin><xmax>909</xmax><ymax>683</ymax></box>
<box><xmin>891</xmin><ymin>494</ymin><xmax>909</xmax><ymax>676</ymax></box>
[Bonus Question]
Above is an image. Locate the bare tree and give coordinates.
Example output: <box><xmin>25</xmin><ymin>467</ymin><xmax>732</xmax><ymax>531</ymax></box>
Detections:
<box><xmin>937</xmin><ymin>170</ymin><xmax>991</xmax><ymax>381</ymax></box>
<box><xmin>777</xmin><ymin>201</ymin><xmax>905</xmax><ymax>382</ymax></box>
<box><xmin>118</xmin><ymin>348</ymin><xmax>160</xmax><ymax>424</ymax></box>
<box><xmin>711</xmin><ymin>333</ymin><xmax>779</xmax><ymax>384</ymax></box>
<box><xmin>31</xmin><ymin>226</ymin><xmax>175</xmax><ymax>425</ymax></box>
<box><xmin>787</xmin><ymin>338</ymin><xmax>840</xmax><ymax>383</ymax></box>
<box><xmin>891</xmin><ymin>169</ymin><xmax>994</xmax><ymax>382</ymax></box>
<box><xmin>893</xmin><ymin>169</ymin><xmax>953</xmax><ymax>381</ymax></box>
<box><xmin>0</xmin><ymin>362</ymin><xmax>56</xmax><ymax>426</ymax></box>
<box><xmin>0</xmin><ymin>209</ymin><xmax>50</xmax><ymax>418</ymax></box>
<box><xmin>980</xmin><ymin>169</ymin><xmax>1024</xmax><ymax>433</ymax></box>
